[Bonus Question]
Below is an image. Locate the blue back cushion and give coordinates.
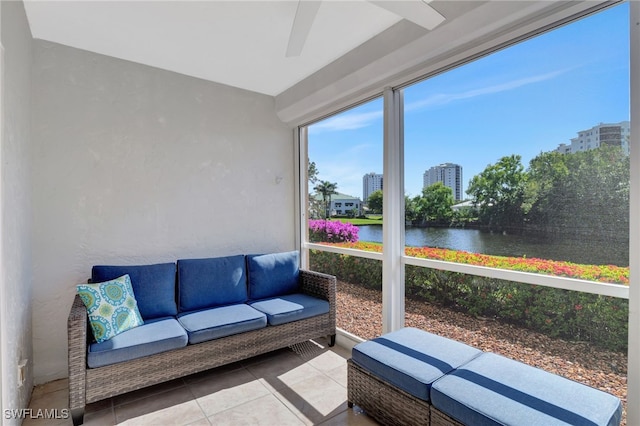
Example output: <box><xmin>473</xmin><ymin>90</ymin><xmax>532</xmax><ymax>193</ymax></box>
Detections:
<box><xmin>247</xmin><ymin>251</ymin><xmax>300</xmax><ymax>300</ymax></box>
<box><xmin>177</xmin><ymin>255</ymin><xmax>248</xmax><ymax>312</ymax></box>
<box><xmin>92</xmin><ymin>263</ymin><xmax>177</xmax><ymax>320</ymax></box>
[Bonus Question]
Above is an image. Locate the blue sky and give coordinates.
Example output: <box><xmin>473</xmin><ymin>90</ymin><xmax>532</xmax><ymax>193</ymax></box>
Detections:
<box><xmin>308</xmin><ymin>3</ymin><xmax>629</xmax><ymax>200</ymax></box>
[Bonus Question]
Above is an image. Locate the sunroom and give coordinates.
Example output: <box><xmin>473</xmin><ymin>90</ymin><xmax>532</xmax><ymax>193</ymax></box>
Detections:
<box><xmin>1</xmin><ymin>0</ymin><xmax>638</xmax><ymax>425</ymax></box>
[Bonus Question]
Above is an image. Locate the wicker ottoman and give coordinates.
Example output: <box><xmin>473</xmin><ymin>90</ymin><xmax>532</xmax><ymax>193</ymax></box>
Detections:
<box><xmin>430</xmin><ymin>352</ymin><xmax>622</xmax><ymax>426</ymax></box>
<box><xmin>347</xmin><ymin>327</ymin><xmax>482</xmax><ymax>425</ymax></box>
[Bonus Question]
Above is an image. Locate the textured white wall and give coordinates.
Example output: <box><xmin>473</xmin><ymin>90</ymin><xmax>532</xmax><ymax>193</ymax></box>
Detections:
<box><xmin>31</xmin><ymin>41</ymin><xmax>293</xmax><ymax>383</ymax></box>
<box><xmin>1</xmin><ymin>0</ymin><xmax>34</xmax><ymax>418</ymax></box>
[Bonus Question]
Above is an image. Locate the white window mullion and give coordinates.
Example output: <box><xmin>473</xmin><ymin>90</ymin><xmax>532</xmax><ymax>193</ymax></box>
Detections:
<box><xmin>627</xmin><ymin>1</ymin><xmax>639</xmax><ymax>424</ymax></box>
<box><xmin>297</xmin><ymin>127</ymin><xmax>310</xmax><ymax>270</ymax></box>
<box><xmin>382</xmin><ymin>87</ymin><xmax>405</xmax><ymax>334</ymax></box>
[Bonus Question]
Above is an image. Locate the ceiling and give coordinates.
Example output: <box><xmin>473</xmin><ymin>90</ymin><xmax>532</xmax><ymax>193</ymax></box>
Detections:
<box><xmin>22</xmin><ymin>0</ymin><xmax>479</xmax><ymax>97</ymax></box>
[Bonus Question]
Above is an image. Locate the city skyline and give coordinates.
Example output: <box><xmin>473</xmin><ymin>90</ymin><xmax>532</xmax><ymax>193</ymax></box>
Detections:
<box><xmin>308</xmin><ymin>2</ymin><xmax>629</xmax><ymax>200</ymax></box>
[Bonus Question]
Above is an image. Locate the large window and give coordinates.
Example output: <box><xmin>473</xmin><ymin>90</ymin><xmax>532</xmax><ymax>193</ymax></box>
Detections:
<box><xmin>403</xmin><ymin>3</ymin><xmax>629</xmax><ymax>284</ymax></box>
<box><xmin>298</xmin><ymin>2</ymin><xmax>634</xmax><ymax>423</ymax></box>
<box><xmin>399</xmin><ymin>3</ymin><xmax>629</xmax><ymax>419</ymax></box>
<box><xmin>305</xmin><ymin>98</ymin><xmax>384</xmax><ymax>338</ymax></box>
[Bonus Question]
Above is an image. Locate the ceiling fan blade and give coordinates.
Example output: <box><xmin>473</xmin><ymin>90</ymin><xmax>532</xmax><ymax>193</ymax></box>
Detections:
<box><xmin>368</xmin><ymin>0</ymin><xmax>445</xmax><ymax>30</ymax></box>
<box><xmin>286</xmin><ymin>0</ymin><xmax>322</xmax><ymax>57</ymax></box>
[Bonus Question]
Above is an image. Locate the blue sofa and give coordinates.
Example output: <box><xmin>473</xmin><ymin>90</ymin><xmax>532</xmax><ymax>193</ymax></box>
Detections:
<box><xmin>68</xmin><ymin>251</ymin><xmax>336</xmax><ymax>425</ymax></box>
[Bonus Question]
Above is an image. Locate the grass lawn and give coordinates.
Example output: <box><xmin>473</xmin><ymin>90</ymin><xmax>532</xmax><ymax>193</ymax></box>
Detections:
<box><xmin>330</xmin><ymin>217</ymin><xmax>382</xmax><ymax>225</ymax></box>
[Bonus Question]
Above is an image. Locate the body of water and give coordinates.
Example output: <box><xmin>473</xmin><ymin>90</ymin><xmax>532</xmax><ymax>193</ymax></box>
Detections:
<box><xmin>357</xmin><ymin>225</ymin><xmax>628</xmax><ymax>266</ymax></box>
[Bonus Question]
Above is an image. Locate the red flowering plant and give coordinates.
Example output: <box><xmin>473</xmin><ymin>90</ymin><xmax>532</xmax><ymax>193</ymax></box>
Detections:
<box><xmin>310</xmin><ymin>241</ymin><xmax>629</xmax><ymax>351</ymax></box>
<box><xmin>319</xmin><ymin>241</ymin><xmax>628</xmax><ymax>284</ymax></box>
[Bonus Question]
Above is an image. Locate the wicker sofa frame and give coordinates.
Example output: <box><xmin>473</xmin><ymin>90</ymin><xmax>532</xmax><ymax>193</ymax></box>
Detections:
<box><xmin>430</xmin><ymin>406</ymin><xmax>465</xmax><ymax>426</ymax></box>
<box><xmin>348</xmin><ymin>358</ymin><xmax>466</xmax><ymax>426</ymax></box>
<box><xmin>347</xmin><ymin>359</ymin><xmax>430</xmax><ymax>425</ymax></box>
<box><xmin>68</xmin><ymin>269</ymin><xmax>336</xmax><ymax>425</ymax></box>
<box><xmin>348</xmin><ymin>337</ymin><xmax>621</xmax><ymax>426</ymax></box>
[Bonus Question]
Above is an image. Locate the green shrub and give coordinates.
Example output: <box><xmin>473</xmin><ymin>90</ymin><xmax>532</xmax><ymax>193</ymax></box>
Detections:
<box><xmin>311</xmin><ymin>250</ymin><xmax>628</xmax><ymax>352</ymax></box>
<box><xmin>310</xmin><ymin>249</ymin><xmax>381</xmax><ymax>289</ymax></box>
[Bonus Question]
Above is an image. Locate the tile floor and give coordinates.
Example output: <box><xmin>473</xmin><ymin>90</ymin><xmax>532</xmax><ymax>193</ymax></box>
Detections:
<box><xmin>24</xmin><ymin>338</ymin><xmax>378</xmax><ymax>425</ymax></box>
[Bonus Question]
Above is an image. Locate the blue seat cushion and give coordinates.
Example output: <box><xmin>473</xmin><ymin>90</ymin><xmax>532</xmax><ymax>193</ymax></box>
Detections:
<box><xmin>431</xmin><ymin>352</ymin><xmax>622</xmax><ymax>426</ymax></box>
<box><xmin>87</xmin><ymin>317</ymin><xmax>188</xmax><ymax>368</ymax></box>
<box><xmin>249</xmin><ymin>293</ymin><xmax>329</xmax><ymax>326</ymax></box>
<box><xmin>247</xmin><ymin>251</ymin><xmax>299</xmax><ymax>300</ymax></box>
<box><xmin>92</xmin><ymin>263</ymin><xmax>177</xmax><ymax>320</ymax></box>
<box><xmin>177</xmin><ymin>255</ymin><xmax>247</xmax><ymax>312</ymax></box>
<box><xmin>351</xmin><ymin>327</ymin><xmax>482</xmax><ymax>402</ymax></box>
<box><xmin>178</xmin><ymin>304</ymin><xmax>267</xmax><ymax>344</ymax></box>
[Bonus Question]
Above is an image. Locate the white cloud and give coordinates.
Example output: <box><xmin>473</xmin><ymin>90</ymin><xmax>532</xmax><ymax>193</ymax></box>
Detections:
<box><xmin>307</xmin><ymin>69</ymin><xmax>568</xmax><ymax>134</ymax></box>
<box><xmin>313</xmin><ymin>143</ymin><xmax>381</xmax><ymax>199</ymax></box>
<box><xmin>405</xmin><ymin>69</ymin><xmax>568</xmax><ymax>112</ymax></box>
<box><xmin>309</xmin><ymin>110</ymin><xmax>383</xmax><ymax>133</ymax></box>
<box><xmin>316</xmin><ymin>162</ymin><xmax>368</xmax><ymax>199</ymax></box>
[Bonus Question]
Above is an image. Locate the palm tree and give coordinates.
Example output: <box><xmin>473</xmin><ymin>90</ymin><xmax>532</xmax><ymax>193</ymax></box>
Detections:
<box><xmin>314</xmin><ymin>181</ymin><xmax>338</xmax><ymax>219</ymax></box>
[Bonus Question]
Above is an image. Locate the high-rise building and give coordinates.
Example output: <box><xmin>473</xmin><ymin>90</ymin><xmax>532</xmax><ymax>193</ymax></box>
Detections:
<box><xmin>363</xmin><ymin>172</ymin><xmax>383</xmax><ymax>204</ymax></box>
<box><xmin>555</xmin><ymin>121</ymin><xmax>630</xmax><ymax>155</ymax></box>
<box><xmin>423</xmin><ymin>163</ymin><xmax>463</xmax><ymax>201</ymax></box>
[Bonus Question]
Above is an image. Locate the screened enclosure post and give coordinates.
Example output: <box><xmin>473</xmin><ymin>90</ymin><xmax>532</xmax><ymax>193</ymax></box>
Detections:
<box><xmin>297</xmin><ymin>126</ymin><xmax>310</xmax><ymax>270</ymax></box>
<box><xmin>382</xmin><ymin>87</ymin><xmax>405</xmax><ymax>334</ymax></box>
<box><xmin>627</xmin><ymin>1</ymin><xmax>639</xmax><ymax>425</ymax></box>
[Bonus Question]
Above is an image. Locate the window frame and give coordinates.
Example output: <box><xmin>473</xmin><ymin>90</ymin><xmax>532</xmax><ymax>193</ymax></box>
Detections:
<box><xmin>297</xmin><ymin>1</ymin><xmax>638</xmax><ymax>422</ymax></box>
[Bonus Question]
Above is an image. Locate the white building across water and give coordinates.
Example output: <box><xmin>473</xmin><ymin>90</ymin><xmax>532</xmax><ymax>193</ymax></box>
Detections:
<box><xmin>556</xmin><ymin>121</ymin><xmax>630</xmax><ymax>155</ymax></box>
<box><xmin>423</xmin><ymin>163</ymin><xmax>463</xmax><ymax>201</ymax></box>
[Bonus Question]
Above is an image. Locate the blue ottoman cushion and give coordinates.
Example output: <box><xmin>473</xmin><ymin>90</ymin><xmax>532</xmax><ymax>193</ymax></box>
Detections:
<box><xmin>177</xmin><ymin>255</ymin><xmax>247</xmax><ymax>312</ymax></box>
<box><xmin>431</xmin><ymin>352</ymin><xmax>622</xmax><ymax>426</ymax></box>
<box><xmin>87</xmin><ymin>317</ymin><xmax>188</xmax><ymax>368</ymax></box>
<box><xmin>247</xmin><ymin>251</ymin><xmax>300</xmax><ymax>300</ymax></box>
<box><xmin>92</xmin><ymin>263</ymin><xmax>177</xmax><ymax>320</ymax></box>
<box><xmin>351</xmin><ymin>327</ymin><xmax>482</xmax><ymax>401</ymax></box>
<box><xmin>178</xmin><ymin>304</ymin><xmax>267</xmax><ymax>344</ymax></box>
<box><xmin>249</xmin><ymin>293</ymin><xmax>329</xmax><ymax>325</ymax></box>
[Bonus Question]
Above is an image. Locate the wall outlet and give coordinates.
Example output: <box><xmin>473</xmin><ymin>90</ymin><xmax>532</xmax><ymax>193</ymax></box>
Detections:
<box><xmin>17</xmin><ymin>359</ymin><xmax>27</xmax><ymax>387</ymax></box>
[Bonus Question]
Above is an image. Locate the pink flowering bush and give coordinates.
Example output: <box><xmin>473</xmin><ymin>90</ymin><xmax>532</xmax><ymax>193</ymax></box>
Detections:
<box><xmin>309</xmin><ymin>220</ymin><xmax>359</xmax><ymax>243</ymax></box>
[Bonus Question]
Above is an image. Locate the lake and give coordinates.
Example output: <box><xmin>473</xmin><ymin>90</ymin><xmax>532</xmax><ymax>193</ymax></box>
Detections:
<box><xmin>356</xmin><ymin>225</ymin><xmax>629</xmax><ymax>266</ymax></box>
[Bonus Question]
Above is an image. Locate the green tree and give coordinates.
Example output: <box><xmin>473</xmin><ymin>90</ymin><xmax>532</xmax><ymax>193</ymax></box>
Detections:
<box><xmin>307</xmin><ymin>160</ymin><xmax>323</xmax><ymax>218</ymax></box>
<box><xmin>405</xmin><ymin>195</ymin><xmax>419</xmax><ymax>224</ymax></box>
<box><xmin>451</xmin><ymin>203</ymin><xmax>478</xmax><ymax>226</ymax></box>
<box><xmin>308</xmin><ymin>160</ymin><xmax>319</xmax><ymax>186</ymax></box>
<box><xmin>367</xmin><ymin>190</ymin><xmax>383</xmax><ymax>214</ymax></box>
<box><xmin>467</xmin><ymin>154</ymin><xmax>527</xmax><ymax>230</ymax></box>
<box><xmin>415</xmin><ymin>182</ymin><xmax>454</xmax><ymax>224</ymax></box>
<box><xmin>526</xmin><ymin>146</ymin><xmax>629</xmax><ymax>240</ymax></box>
<box><xmin>524</xmin><ymin>151</ymin><xmax>570</xmax><ymax>227</ymax></box>
<box><xmin>314</xmin><ymin>180</ymin><xmax>338</xmax><ymax>219</ymax></box>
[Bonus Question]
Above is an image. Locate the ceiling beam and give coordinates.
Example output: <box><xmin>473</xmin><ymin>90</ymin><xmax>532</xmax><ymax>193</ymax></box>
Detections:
<box><xmin>368</xmin><ymin>0</ymin><xmax>445</xmax><ymax>30</ymax></box>
<box><xmin>286</xmin><ymin>0</ymin><xmax>322</xmax><ymax>57</ymax></box>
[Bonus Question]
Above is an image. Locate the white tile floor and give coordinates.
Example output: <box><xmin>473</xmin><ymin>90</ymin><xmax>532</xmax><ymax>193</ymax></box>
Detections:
<box><xmin>24</xmin><ymin>338</ymin><xmax>378</xmax><ymax>425</ymax></box>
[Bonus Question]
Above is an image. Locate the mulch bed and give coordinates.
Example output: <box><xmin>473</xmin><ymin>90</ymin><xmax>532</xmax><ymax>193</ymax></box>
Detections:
<box><xmin>337</xmin><ymin>280</ymin><xmax>628</xmax><ymax>425</ymax></box>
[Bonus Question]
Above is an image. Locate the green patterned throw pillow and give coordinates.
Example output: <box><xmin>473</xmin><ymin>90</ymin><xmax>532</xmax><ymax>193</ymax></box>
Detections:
<box><xmin>77</xmin><ymin>274</ymin><xmax>144</xmax><ymax>343</ymax></box>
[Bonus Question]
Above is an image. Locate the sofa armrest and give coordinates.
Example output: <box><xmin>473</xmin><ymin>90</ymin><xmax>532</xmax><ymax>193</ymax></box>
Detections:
<box><xmin>68</xmin><ymin>294</ymin><xmax>88</xmax><ymax>415</ymax></box>
<box><xmin>300</xmin><ymin>269</ymin><xmax>336</xmax><ymax>329</ymax></box>
<box><xmin>300</xmin><ymin>269</ymin><xmax>336</xmax><ymax>302</ymax></box>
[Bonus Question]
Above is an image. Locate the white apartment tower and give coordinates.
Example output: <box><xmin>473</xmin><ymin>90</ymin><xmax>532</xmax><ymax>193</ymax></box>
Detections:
<box><xmin>556</xmin><ymin>121</ymin><xmax>630</xmax><ymax>155</ymax></box>
<box><xmin>363</xmin><ymin>172</ymin><xmax>383</xmax><ymax>204</ymax></box>
<box><xmin>423</xmin><ymin>163</ymin><xmax>463</xmax><ymax>201</ymax></box>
